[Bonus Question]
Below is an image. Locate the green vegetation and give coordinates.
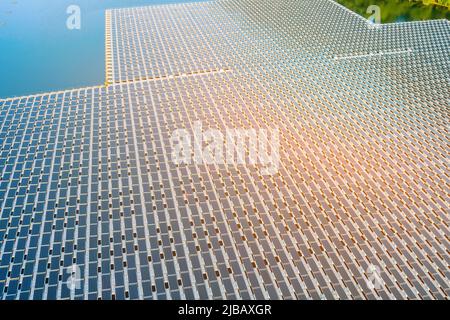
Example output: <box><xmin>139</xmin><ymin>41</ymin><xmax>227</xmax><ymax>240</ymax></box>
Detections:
<box><xmin>423</xmin><ymin>0</ymin><xmax>449</xmax><ymax>8</ymax></box>
<box><xmin>335</xmin><ymin>0</ymin><xmax>450</xmax><ymax>23</ymax></box>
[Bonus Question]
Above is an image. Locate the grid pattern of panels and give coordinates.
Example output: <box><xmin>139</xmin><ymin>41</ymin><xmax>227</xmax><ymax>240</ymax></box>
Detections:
<box><xmin>0</xmin><ymin>0</ymin><xmax>449</xmax><ymax>300</ymax></box>
<box><xmin>108</xmin><ymin>0</ymin><xmax>450</xmax><ymax>82</ymax></box>
<box><xmin>108</xmin><ymin>1</ymin><xmax>236</xmax><ymax>83</ymax></box>
<box><xmin>237</xmin><ymin>0</ymin><xmax>450</xmax><ymax>57</ymax></box>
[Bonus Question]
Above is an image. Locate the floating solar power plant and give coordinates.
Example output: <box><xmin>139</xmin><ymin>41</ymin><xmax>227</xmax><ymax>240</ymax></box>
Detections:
<box><xmin>0</xmin><ymin>0</ymin><xmax>449</xmax><ymax>300</ymax></box>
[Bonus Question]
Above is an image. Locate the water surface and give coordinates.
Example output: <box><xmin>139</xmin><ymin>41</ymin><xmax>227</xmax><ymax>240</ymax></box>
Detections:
<box><xmin>1</xmin><ymin>0</ymin><xmax>448</xmax><ymax>99</ymax></box>
<box><xmin>0</xmin><ymin>0</ymin><xmax>207</xmax><ymax>98</ymax></box>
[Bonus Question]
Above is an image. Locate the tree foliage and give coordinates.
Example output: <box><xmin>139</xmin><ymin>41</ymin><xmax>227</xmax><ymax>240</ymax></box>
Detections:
<box><xmin>336</xmin><ymin>0</ymin><xmax>450</xmax><ymax>23</ymax></box>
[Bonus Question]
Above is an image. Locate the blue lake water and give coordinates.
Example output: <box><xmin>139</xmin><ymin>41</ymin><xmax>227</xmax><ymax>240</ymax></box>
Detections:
<box><xmin>0</xmin><ymin>0</ymin><xmax>207</xmax><ymax>99</ymax></box>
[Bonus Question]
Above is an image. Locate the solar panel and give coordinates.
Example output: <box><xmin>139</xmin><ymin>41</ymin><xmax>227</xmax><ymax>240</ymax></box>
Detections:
<box><xmin>0</xmin><ymin>0</ymin><xmax>449</xmax><ymax>300</ymax></box>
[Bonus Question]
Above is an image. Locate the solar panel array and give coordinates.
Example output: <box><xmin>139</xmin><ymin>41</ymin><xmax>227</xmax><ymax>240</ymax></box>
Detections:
<box><xmin>0</xmin><ymin>0</ymin><xmax>449</xmax><ymax>300</ymax></box>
